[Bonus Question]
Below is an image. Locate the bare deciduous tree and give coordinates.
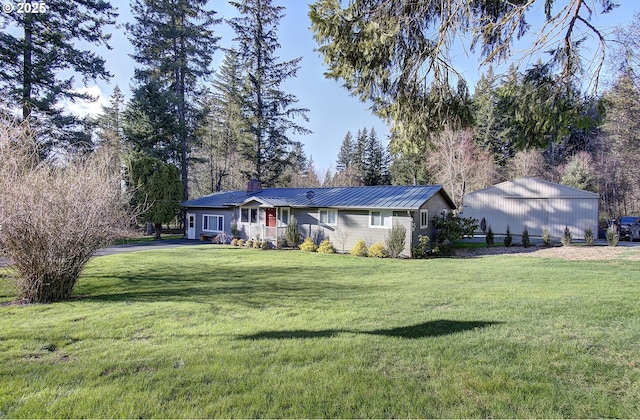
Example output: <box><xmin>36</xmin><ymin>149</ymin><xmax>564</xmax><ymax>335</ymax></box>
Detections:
<box><xmin>426</xmin><ymin>127</ymin><xmax>496</xmax><ymax>207</ymax></box>
<box><xmin>0</xmin><ymin>119</ymin><xmax>135</xmax><ymax>303</ymax></box>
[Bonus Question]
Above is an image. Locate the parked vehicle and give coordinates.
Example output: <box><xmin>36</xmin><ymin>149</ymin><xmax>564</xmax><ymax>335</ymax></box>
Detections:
<box><xmin>631</xmin><ymin>222</ymin><xmax>640</xmax><ymax>242</ymax></box>
<box><xmin>619</xmin><ymin>216</ymin><xmax>640</xmax><ymax>241</ymax></box>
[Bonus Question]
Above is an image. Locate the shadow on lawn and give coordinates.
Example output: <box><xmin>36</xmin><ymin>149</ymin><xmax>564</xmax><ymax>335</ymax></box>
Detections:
<box><xmin>239</xmin><ymin>320</ymin><xmax>500</xmax><ymax>340</ymax></box>
<box><xmin>81</xmin><ymin>263</ymin><xmax>372</xmax><ymax>309</ymax></box>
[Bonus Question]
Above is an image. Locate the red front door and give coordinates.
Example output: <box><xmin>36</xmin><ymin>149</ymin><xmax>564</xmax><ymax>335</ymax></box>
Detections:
<box><xmin>266</xmin><ymin>208</ymin><xmax>277</xmax><ymax>227</ymax></box>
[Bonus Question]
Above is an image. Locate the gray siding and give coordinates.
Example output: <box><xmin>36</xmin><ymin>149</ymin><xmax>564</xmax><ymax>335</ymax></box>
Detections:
<box><xmin>412</xmin><ymin>191</ymin><xmax>453</xmax><ymax>248</ymax></box>
<box><xmin>293</xmin><ymin>208</ymin><xmax>413</xmax><ymax>256</ymax></box>
<box><xmin>185</xmin><ymin>208</ymin><xmax>236</xmax><ymax>239</ymax></box>
<box><xmin>461</xmin><ymin>178</ymin><xmax>599</xmax><ymax>240</ymax></box>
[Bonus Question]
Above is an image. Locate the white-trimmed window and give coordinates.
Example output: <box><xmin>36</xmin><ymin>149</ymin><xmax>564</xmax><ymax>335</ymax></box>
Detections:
<box><xmin>203</xmin><ymin>214</ymin><xmax>224</xmax><ymax>232</ymax></box>
<box><xmin>420</xmin><ymin>209</ymin><xmax>429</xmax><ymax>229</ymax></box>
<box><xmin>369</xmin><ymin>210</ymin><xmax>391</xmax><ymax>228</ymax></box>
<box><xmin>319</xmin><ymin>209</ymin><xmax>337</xmax><ymax>226</ymax></box>
<box><xmin>280</xmin><ymin>207</ymin><xmax>290</xmax><ymax>225</ymax></box>
<box><xmin>240</xmin><ymin>207</ymin><xmax>258</xmax><ymax>224</ymax></box>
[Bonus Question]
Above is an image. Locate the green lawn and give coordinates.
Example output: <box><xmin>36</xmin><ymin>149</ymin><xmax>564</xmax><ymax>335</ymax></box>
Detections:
<box><xmin>1</xmin><ymin>247</ymin><xmax>639</xmax><ymax>418</ymax></box>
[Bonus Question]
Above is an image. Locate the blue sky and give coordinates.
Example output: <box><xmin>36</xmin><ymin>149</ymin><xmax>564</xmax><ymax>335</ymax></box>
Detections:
<box><xmin>73</xmin><ymin>0</ymin><xmax>638</xmax><ymax>171</ymax></box>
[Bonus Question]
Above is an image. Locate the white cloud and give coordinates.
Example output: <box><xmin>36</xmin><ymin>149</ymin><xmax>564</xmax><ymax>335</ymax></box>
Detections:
<box><xmin>63</xmin><ymin>86</ymin><xmax>109</xmax><ymax>118</ymax></box>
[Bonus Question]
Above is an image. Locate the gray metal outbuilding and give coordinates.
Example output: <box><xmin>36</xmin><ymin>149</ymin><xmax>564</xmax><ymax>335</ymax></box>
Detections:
<box><xmin>461</xmin><ymin>177</ymin><xmax>600</xmax><ymax>240</ymax></box>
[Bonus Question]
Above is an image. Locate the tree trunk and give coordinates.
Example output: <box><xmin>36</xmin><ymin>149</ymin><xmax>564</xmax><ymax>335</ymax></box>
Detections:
<box><xmin>154</xmin><ymin>222</ymin><xmax>162</xmax><ymax>240</ymax></box>
<box><xmin>22</xmin><ymin>14</ymin><xmax>33</xmax><ymax>119</ymax></box>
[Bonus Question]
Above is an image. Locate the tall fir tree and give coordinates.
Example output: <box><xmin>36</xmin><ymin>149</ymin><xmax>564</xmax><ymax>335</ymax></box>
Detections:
<box><xmin>230</xmin><ymin>0</ymin><xmax>310</xmax><ymax>186</ymax></box>
<box><xmin>123</xmin><ymin>79</ymin><xmax>181</xmax><ymax>164</ymax></box>
<box><xmin>472</xmin><ymin>67</ymin><xmax>514</xmax><ymax>172</ymax></box>
<box><xmin>191</xmin><ymin>49</ymin><xmax>249</xmax><ymax>194</ymax></box>
<box><xmin>336</xmin><ymin>131</ymin><xmax>354</xmax><ymax>171</ymax></box>
<box><xmin>95</xmin><ymin>86</ymin><xmax>126</xmax><ymax>175</ymax></box>
<box><xmin>126</xmin><ymin>0</ymin><xmax>221</xmax><ymax>200</ymax></box>
<box><xmin>362</xmin><ymin>128</ymin><xmax>390</xmax><ymax>186</ymax></box>
<box><xmin>0</xmin><ymin>0</ymin><xmax>116</xmax><ymax>155</ymax></box>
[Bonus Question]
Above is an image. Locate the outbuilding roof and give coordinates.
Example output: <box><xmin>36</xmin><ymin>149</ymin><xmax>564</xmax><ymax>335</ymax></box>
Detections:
<box><xmin>181</xmin><ymin>185</ymin><xmax>455</xmax><ymax>210</ymax></box>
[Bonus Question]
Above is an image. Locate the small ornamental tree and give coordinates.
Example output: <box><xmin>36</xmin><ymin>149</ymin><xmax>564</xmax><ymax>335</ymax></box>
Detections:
<box><xmin>485</xmin><ymin>226</ymin><xmax>494</xmax><ymax>247</ymax></box>
<box><xmin>561</xmin><ymin>226</ymin><xmax>572</xmax><ymax>246</ymax></box>
<box><xmin>504</xmin><ymin>225</ymin><xmax>512</xmax><ymax>247</ymax></box>
<box><xmin>285</xmin><ymin>215</ymin><xmax>301</xmax><ymax>248</ymax></box>
<box><xmin>385</xmin><ymin>223</ymin><xmax>406</xmax><ymax>258</ymax></box>
<box><xmin>0</xmin><ymin>120</ymin><xmax>134</xmax><ymax>303</ymax></box>
<box><xmin>522</xmin><ymin>227</ymin><xmax>531</xmax><ymax>248</ymax></box>
<box><xmin>606</xmin><ymin>225</ymin><xmax>619</xmax><ymax>247</ymax></box>
<box><xmin>542</xmin><ymin>228</ymin><xmax>552</xmax><ymax>247</ymax></box>
<box><xmin>585</xmin><ymin>228</ymin><xmax>594</xmax><ymax>246</ymax></box>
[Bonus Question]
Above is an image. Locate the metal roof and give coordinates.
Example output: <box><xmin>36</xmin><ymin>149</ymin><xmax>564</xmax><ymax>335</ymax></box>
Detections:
<box><xmin>181</xmin><ymin>185</ymin><xmax>454</xmax><ymax>210</ymax></box>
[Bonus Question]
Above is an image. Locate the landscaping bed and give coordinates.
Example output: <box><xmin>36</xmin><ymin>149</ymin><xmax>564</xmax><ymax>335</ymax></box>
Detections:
<box><xmin>456</xmin><ymin>244</ymin><xmax>640</xmax><ymax>260</ymax></box>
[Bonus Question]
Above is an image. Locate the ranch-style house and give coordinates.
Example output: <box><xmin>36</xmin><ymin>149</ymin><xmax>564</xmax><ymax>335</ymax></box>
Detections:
<box><xmin>181</xmin><ymin>181</ymin><xmax>456</xmax><ymax>256</ymax></box>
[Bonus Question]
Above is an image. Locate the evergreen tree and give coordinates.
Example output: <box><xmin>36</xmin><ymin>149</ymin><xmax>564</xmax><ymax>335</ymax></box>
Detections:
<box><xmin>126</xmin><ymin>153</ymin><xmax>183</xmax><ymax>240</ymax></box>
<box><xmin>123</xmin><ymin>79</ymin><xmax>181</xmax><ymax>165</ymax></box>
<box><xmin>95</xmin><ymin>86</ymin><xmax>126</xmax><ymax>174</ymax></box>
<box><xmin>127</xmin><ymin>0</ymin><xmax>221</xmax><ymax>200</ymax></box>
<box><xmin>230</xmin><ymin>0</ymin><xmax>310</xmax><ymax>186</ymax></box>
<box><xmin>336</xmin><ymin>131</ymin><xmax>354</xmax><ymax>171</ymax></box>
<box><xmin>0</xmin><ymin>0</ymin><xmax>116</xmax><ymax>154</ymax></box>
<box><xmin>472</xmin><ymin>67</ymin><xmax>515</xmax><ymax>170</ymax></box>
<box><xmin>191</xmin><ymin>50</ymin><xmax>248</xmax><ymax>194</ymax></box>
<box><xmin>362</xmin><ymin>128</ymin><xmax>390</xmax><ymax>186</ymax></box>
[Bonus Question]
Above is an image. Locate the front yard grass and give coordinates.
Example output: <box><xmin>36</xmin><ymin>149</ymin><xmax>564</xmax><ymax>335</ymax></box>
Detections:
<box><xmin>1</xmin><ymin>247</ymin><xmax>639</xmax><ymax>418</ymax></box>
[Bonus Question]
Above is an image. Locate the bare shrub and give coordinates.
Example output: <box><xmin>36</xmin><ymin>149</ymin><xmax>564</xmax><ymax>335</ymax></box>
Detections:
<box><xmin>0</xmin><ymin>120</ymin><xmax>134</xmax><ymax>303</ymax></box>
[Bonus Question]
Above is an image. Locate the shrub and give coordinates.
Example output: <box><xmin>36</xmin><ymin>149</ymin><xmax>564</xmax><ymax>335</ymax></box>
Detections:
<box><xmin>245</xmin><ymin>239</ymin><xmax>254</xmax><ymax>248</ymax></box>
<box><xmin>0</xmin><ymin>120</ymin><xmax>134</xmax><ymax>303</ymax></box>
<box><xmin>368</xmin><ymin>242</ymin><xmax>388</xmax><ymax>258</ymax></box>
<box><xmin>412</xmin><ymin>235</ymin><xmax>430</xmax><ymax>258</ymax></box>
<box><xmin>276</xmin><ymin>238</ymin><xmax>286</xmax><ymax>249</ymax></box>
<box><xmin>317</xmin><ymin>239</ymin><xmax>336</xmax><ymax>254</ymax></box>
<box><xmin>432</xmin><ymin>212</ymin><xmax>479</xmax><ymax>247</ymax></box>
<box><xmin>350</xmin><ymin>239</ymin><xmax>368</xmax><ymax>257</ymax></box>
<box><xmin>485</xmin><ymin>226</ymin><xmax>494</xmax><ymax>248</ymax></box>
<box><xmin>300</xmin><ymin>237</ymin><xmax>318</xmax><ymax>252</ymax></box>
<box><xmin>561</xmin><ymin>226</ymin><xmax>572</xmax><ymax>246</ymax></box>
<box><xmin>285</xmin><ymin>215</ymin><xmax>301</xmax><ymax>248</ymax></box>
<box><xmin>261</xmin><ymin>240</ymin><xmax>270</xmax><ymax>250</ymax></box>
<box><xmin>385</xmin><ymin>223</ymin><xmax>406</xmax><ymax>258</ymax></box>
<box><xmin>504</xmin><ymin>225</ymin><xmax>512</xmax><ymax>247</ymax></box>
<box><xmin>253</xmin><ymin>240</ymin><xmax>262</xmax><ymax>249</ymax></box>
<box><xmin>585</xmin><ymin>228</ymin><xmax>594</xmax><ymax>246</ymax></box>
<box><xmin>231</xmin><ymin>238</ymin><xmax>240</xmax><ymax>246</ymax></box>
<box><xmin>237</xmin><ymin>239</ymin><xmax>245</xmax><ymax>247</ymax></box>
<box><xmin>542</xmin><ymin>228</ymin><xmax>551</xmax><ymax>247</ymax></box>
<box><xmin>522</xmin><ymin>227</ymin><xmax>530</xmax><ymax>248</ymax></box>
<box><xmin>606</xmin><ymin>226</ymin><xmax>619</xmax><ymax>247</ymax></box>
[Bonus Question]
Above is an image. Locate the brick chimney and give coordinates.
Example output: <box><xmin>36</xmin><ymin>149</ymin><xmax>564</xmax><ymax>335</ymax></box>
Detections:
<box><xmin>247</xmin><ymin>179</ymin><xmax>262</xmax><ymax>194</ymax></box>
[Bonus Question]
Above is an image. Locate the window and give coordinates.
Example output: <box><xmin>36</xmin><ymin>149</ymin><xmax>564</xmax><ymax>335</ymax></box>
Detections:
<box><xmin>240</xmin><ymin>207</ymin><xmax>258</xmax><ymax>224</ymax></box>
<box><xmin>369</xmin><ymin>210</ymin><xmax>391</xmax><ymax>228</ymax></box>
<box><xmin>319</xmin><ymin>209</ymin><xmax>337</xmax><ymax>226</ymax></box>
<box><xmin>203</xmin><ymin>214</ymin><xmax>224</xmax><ymax>232</ymax></box>
<box><xmin>420</xmin><ymin>209</ymin><xmax>429</xmax><ymax>229</ymax></box>
<box><xmin>280</xmin><ymin>208</ymin><xmax>290</xmax><ymax>225</ymax></box>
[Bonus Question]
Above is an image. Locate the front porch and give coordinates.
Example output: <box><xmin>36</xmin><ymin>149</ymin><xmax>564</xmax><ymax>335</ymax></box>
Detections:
<box><xmin>236</xmin><ymin>204</ymin><xmax>291</xmax><ymax>243</ymax></box>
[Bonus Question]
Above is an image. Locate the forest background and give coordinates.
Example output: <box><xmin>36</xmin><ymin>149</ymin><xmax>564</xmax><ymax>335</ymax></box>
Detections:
<box><xmin>2</xmin><ymin>0</ymin><xmax>640</xmax><ymax>224</ymax></box>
